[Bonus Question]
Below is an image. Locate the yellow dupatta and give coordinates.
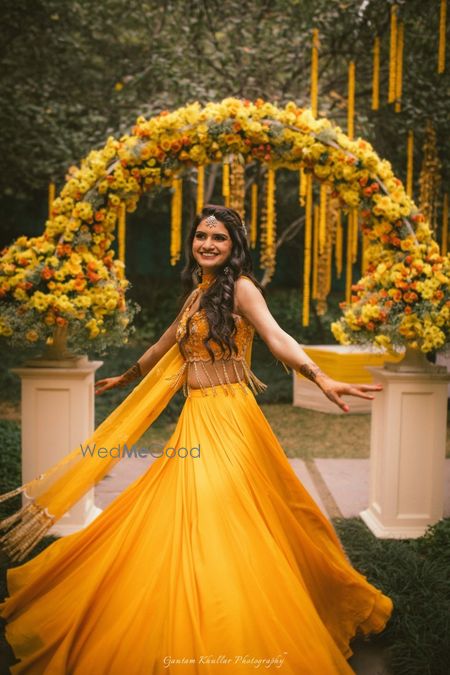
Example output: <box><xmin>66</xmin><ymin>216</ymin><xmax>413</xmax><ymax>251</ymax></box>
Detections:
<box><xmin>0</xmin><ymin>334</ymin><xmax>257</xmax><ymax>562</ymax></box>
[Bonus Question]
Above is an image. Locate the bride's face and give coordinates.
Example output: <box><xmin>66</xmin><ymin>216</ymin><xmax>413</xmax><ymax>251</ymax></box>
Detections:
<box><xmin>192</xmin><ymin>219</ymin><xmax>233</xmax><ymax>272</ymax></box>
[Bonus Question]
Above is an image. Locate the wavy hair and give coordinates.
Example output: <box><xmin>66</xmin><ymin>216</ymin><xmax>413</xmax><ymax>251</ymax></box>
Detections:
<box><xmin>178</xmin><ymin>204</ymin><xmax>265</xmax><ymax>362</ymax></box>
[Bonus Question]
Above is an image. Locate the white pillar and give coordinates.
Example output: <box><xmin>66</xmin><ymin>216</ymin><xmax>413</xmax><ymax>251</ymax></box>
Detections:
<box><xmin>360</xmin><ymin>366</ymin><xmax>450</xmax><ymax>538</ymax></box>
<box><xmin>11</xmin><ymin>360</ymin><xmax>103</xmax><ymax>536</ymax></box>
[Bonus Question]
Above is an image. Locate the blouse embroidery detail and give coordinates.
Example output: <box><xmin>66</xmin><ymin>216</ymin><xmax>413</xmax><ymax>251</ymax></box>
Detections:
<box><xmin>168</xmin><ymin>277</ymin><xmax>268</xmax><ymax>397</ymax></box>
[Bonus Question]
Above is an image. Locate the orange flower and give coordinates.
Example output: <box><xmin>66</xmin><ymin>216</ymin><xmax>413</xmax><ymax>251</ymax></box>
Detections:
<box><xmin>41</xmin><ymin>267</ymin><xmax>54</xmax><ymax>280</ymax></box>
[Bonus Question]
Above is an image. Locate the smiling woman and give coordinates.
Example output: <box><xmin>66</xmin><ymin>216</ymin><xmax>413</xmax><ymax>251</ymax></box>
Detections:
<box><xmin>0</xmin><ymin>204</ymin><xmax>392</xmax><ymax>675</ymax></box>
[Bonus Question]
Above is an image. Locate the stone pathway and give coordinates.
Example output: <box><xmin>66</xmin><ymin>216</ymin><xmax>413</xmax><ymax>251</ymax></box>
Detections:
<box><xmin>96</xmin><ymin>454</ymin><xmax>450</xmax><ymax>520</ymax></box>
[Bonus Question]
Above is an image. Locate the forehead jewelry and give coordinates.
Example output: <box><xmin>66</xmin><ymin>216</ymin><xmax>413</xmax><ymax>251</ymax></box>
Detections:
<box><xmin>204</xmin><ymin>215</ymin><xmax>219</xmax><ymax>228</ymax></box>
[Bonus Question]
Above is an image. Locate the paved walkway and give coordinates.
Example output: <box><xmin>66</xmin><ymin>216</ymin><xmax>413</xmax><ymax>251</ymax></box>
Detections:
<box><xmin>95</xmin><ymin>454</ymin><xmax>450</xmax><ymax>520</ymax></box>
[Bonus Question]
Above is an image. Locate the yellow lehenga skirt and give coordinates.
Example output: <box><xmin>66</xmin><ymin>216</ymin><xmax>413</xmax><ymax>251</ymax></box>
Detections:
<box><xmin>0</xmin><ymin>381</ymin><xmax>393</xmax><ymax>674</ymax></box>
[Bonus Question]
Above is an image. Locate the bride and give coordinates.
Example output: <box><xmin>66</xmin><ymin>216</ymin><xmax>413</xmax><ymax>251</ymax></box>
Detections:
<box><xmin>0</xmin><ymin>204</ymin><xmax>393</xmax><ymax>674</ymax></box>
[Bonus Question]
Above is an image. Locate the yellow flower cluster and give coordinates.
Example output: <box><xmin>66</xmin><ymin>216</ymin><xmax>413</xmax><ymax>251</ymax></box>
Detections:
<box><xmin>332</xmin><ymin>243</ymin><xmax>450</xmax><ymax>352</ymax></box>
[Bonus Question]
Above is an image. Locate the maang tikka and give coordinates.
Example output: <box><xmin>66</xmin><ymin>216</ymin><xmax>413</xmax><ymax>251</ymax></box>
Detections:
<box><xmin>204</xmin><ymin>215</ymin><xmax>219</xmax><ymax>228</ymax></box>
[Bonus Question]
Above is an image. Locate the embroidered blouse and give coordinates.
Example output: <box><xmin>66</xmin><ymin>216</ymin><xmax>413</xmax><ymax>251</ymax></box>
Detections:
<box><xmin>168</xmin><ymin>274</ymin><xmax>268</xmax><ymax>397</ymax></box>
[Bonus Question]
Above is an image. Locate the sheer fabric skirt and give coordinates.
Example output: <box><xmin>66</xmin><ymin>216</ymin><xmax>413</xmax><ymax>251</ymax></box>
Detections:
<box><xmin>0</xmin><ymin>382</ymin><xmax>393</xmax><ymax>674</ymax></box>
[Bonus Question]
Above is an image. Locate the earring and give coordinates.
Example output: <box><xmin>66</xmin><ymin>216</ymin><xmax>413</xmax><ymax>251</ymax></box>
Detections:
<box><xmin>223</xmin><ymin>265</ymin><xmax>231</xmax><ymax>275</ymax></box>
<box><xmin>195</xmin><ymin>265</ymin><xmax>202</xmax><ymax>282</ymax></box>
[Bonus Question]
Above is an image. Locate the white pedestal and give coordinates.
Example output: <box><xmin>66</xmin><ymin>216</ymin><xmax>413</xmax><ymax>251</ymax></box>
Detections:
<box><xmin>11</xmin><ymin>361</ymin><xmax>104</xmax><ymax>536</ymax></box>
<box><xmin>360</xmin><ymin>366</ymin><xmax>450</xmax><ymax>539</ymax></box>
<box><xmin>436</xmin><ymin>351</ymin><xmax>450</xmax><ymax>396</ymax></box>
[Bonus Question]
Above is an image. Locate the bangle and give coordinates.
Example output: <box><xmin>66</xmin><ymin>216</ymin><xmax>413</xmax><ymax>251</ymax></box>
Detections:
<box><xmin>119</xmin><ymin>362</ymin><xmax>142</xmax><ymax>387</ymax></box>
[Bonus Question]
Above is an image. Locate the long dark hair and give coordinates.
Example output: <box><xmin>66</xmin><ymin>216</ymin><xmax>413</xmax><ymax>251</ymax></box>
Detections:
<box><xmin>179</xmin><ymin>204</ymin><xmax>265</xmax><ymax>361</ymax></box>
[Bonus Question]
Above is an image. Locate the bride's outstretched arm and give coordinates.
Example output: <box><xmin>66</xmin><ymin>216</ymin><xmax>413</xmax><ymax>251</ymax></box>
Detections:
<box><xmin>95</xmin><ymin>289</ymin><xmax>197</xmax><ymax>394</ymax></box>
<box><xmin>235</xmin><ymin>277</ymin><xmax>382</xmax><ymax>413</ymax></box>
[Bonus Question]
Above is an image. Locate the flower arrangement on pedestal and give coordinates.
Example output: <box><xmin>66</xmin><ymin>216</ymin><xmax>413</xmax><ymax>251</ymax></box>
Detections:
<box><xmin>0</xmin><ymin>97</ymin><xmax>448</xmax><ymax>356</ymax></box>
<box><xmin>330</xmin><ymin>242</ymin><xmax>449</xmax><ymax>355</ymax></box>
<box><xmin>0</xmin><ymin>229</ymin><xmax>138</xmax><ymax>356</ymax></box>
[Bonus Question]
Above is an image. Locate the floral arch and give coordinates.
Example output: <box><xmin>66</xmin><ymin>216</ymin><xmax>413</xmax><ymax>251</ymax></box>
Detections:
<box><xmin>0</xmin><ymin>97</ymin><xmax>448</xmax><ymax>355</ymax></box>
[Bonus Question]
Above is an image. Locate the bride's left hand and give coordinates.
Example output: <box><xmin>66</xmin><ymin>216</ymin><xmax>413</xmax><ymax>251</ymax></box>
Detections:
<box><xmin>317</xmin><ymin>377</ymin><xmax>383</xmax><ymax>413</ymax></box>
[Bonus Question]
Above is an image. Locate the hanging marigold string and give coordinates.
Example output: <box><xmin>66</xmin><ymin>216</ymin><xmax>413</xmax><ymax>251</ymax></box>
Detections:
<box><xmin>222</xmin><ymin>161</ymin><xmax>230</xmax><ymax>207</ymax></box>
<box><xmin>196</xmin><ymin>165</ymin><xmax>205</xmax><ymax>213</ymax></box>
<box><xmin>319</xmin><ymin>181</ymin><xmax>327</xmax><ymax>254</ymax></box>
<box><xmin>266</xmin><ymin>168</ymin><xmax>275</xmax><ymax>263</ymax></box>
<box><xmin>250</xmin><ymin>183</ymin><xmax>258</xmax><ymax>249</ymax></box>
<box><xmin>302</xmin><ymin>173</ymin><xmax>313</xmax><ymax>327</ymax></box>
<box><xmin>311</xmin><ymin>28</ymin><xmax>319</xmax><ymax>117</ymax></box>
<box><xmin>345</xmin><ymin>213</ymin><xmax>353</xmax><ymax>304</ymax></box>
<box><xmin>170</xmin><ymin>178</ymin><xmax>183</xmax><ymax>266</ymax></box>
<box><xmin>347</xmin><ymin>60</ymin><xmax>355</xmax><ymax>140</ymax></box>
<box><xmin>388</xmin><ymin>4</ymin><xmax>398</xmax><ymax>104</ymax></box>
<box><xmin>442</xmin><ymin>192</ymin><xmax>448</xmax><ymax>254</ymax></box>
<box><xmin>438</xmin><ymin>0</ymin><xmax>447</xmax><ymax>73</ymax></box>
<box><xmin>299</xmin><ymin>167</ymin><xmax>307</xmax><ymax>206</ymax></box>
<box><xmin>351</xmin><ymin>208</ymin><xmax>359</xmax><ymax>263</ymax></box>
<box><xmin>316</xmin><ymin>195</ymin><xmax>339</xmax><ymax>316</ymax></box>
<box><xmin>118</xmin><ymin>202</ymin><xmax>126</xmax><ymax>264</ymax></box>
<box><xmin>259</xmin><ymin>169</ymin><xmax>277</xmax><ymax>279</ymax></box>
<box><xmin>372</xmin><ymin>36</ymin><xmax>380</xmax><ymax>111</ymax></box>
<box><xmin>418</xmin><ymin>121</ymin><xmax>442</xmax><ymax>228</ymax></box>
<box><xmin>394</xmin><ymin>21</ymin><xmax>404</xmax><ymax>113</ymax></box>
<box><xmin>48</xmin><ymin>182</ymin><xmax>56</xmax><ymax>217</ymax></box>
<box><xmin>406</xmin><ymin>130</ymin><xmax>414</xmax><ymax>197</ymax></box>
<box><xmin>229</xmin><ymin>159</ymin><xmax>245</xmax><ymax>221</ymax></box>
<box><xmin>335</xmin><ymin>209</ymin><xmax>343</xmax><ymax>279</ymax></box>
<box><xmin>312</xmin><ymin>202</ymin><xmax>319</xmax><ymax>300</ymax></box>
<box><xmin>361</xmin><ymin>232</ymin><xmax>368</xmax><ymax>275</ymax></box>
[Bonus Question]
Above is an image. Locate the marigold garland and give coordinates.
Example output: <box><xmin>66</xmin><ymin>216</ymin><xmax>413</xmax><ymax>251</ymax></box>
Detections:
<box><xmin>406</xmin><ymin>130</ymin><xmax>414</xmax><ymax>198</ymax></box>
<box><xmin>394</xmin><ymin>22</ymin><xmax>404</xmax><ymax>113</ymax></box>
<box><xmin>170</xmin><ymin>178</ymin><xmax>183</xmax><ymax>266</ymax></box>
<box><xmin>372</xmin><ymin>36</ymin><xmax>380</xmax><ymax>111</ymax></box>
<box><xmin>311</xmin><ymin>29</ymin><xmax>319</xmax><ymax>118</ymax></box>
<box><xmin>196</xmin><ymin>165</ymin><xmax>205</xmax><ymax>213</ymax></box>
<box><xmin>438</xmin><ymin>0</ymin><xmax>447</xmax><ymax>73</ymax></box>
<box><xmin>312</xmin><ymin>202</ymin><xmax>319</xmax><ymax>299</ymax></box>
<box><xmin>229</xmin><ymin>159</ymin><xmax>245</xmax><ymax>220</ymax></box>
<box><xmin>302</xmin><ymin>174</ymin><xmax>313</xmax><ymax>326</ymax></box>
<box><xmin>418</xmin><ymin>121</ymin><xmax>442</xmax><ymax>228</ymax></box>
<box><xmin>442</xmin><ymin>192</ymin><xmax>448</xmax><ymax>255</ymax></box>
<box><xmin>347</xmin><ymin>61</ymin><xmax>356</xmax><ymax>140</ymax></box>
<box><xmin>388</xmin><ymin>5</ymin><xmax>398</xmax><ymax>103</ymax></box>
<box><xmin>48</xmin><ymin>182</ymin><xmax>56</xmax><ymax>219</ymax></box>
<box><xmin>316</xmin><ymin>195</ymin><xmax>338</xmax><ymax>316</ymax></box>
<box><xmin>0</xmin><ymin>97</ymin><xmax>447</xmax><ymax>355</ymax></box>
<box><xmin>335</xmin><ymin>209</ymin><xmax>343</xmax><ymax>279</ymax></box>
<box><xmin>222</xmin><ymin>161</ymin><xmax>230</xmax><ymax>208</ymax></box>
<box><xmin>299</xmin><ymin>167</ymin><xmax>307</xmax><ymax>207</ymax></box>
<box><xmin>345</xmin><ymin>214</ymin><xmax>353</xmax><ymax>304</ymax></box>
<box><xmin>250</xmin><ymin>183</ymin><xmax>258</xmax><ymax>249</ymax></box>
<box><xmin>118</xmin><ymin>202</ymin><xmax>126</xmax><ymax>264</ymax></box>
<box><xmin>319</xmin><ymin>182</ymin><xmax>327</xmax><ymax>254</ymax></box>
<box><xmin>351</xmin><ymin>208</ymin><xmax>359</xmax><ymax>263</ymax></box>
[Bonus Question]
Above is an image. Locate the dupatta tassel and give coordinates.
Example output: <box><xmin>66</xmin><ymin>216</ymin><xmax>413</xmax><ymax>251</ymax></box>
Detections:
<box><xmin>241</xmin><ymin>358</ymin><xmax>268</xmax><ymax>395</ymax></box>
<box><xmin>165</xmin><ymin>361</ymin><xmax>188</xmax><ymax>392</ymax></box>
<box><xmin>0</xmin><ymin>501</ymin><xmax>55</xmax><ymax>562</ymax></box>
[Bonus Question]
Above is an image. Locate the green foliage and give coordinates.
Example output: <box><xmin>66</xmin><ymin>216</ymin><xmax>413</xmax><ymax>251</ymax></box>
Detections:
<box><xmin>0</xmin><ymin>0</ymin><xmax>448</xmax><ymax>200</ymax></box>
<box><xmin>334</xmin><ymin>517</ymin><xmax>450</xmax><ymax>675</ymax></box>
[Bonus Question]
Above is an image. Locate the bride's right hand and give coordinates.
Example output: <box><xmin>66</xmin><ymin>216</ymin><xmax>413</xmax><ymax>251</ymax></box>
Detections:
<box><xmin>95</xmin><ymin>376</ymin><xmax>124</xmax><ymax>395</ymax></box>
